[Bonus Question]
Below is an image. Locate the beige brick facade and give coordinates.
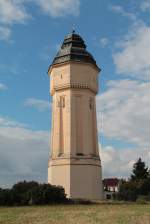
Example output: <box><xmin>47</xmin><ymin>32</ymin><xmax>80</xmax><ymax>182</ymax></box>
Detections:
<box><xmin>48</xmin><ymin>61</ymin><xmax>103</xmax><ymax>200</ymax></box>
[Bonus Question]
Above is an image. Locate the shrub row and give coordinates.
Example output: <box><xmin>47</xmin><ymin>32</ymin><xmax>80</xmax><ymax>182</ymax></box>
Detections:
<box><xmin>0</xmin><ymin>181</ymin><xmax>67</xmax><ymax>206</ymax></box>
<box><xmin>116</xmin><ymin>178</ymin><xmax>150</xmax><ymax>201</ymax></box>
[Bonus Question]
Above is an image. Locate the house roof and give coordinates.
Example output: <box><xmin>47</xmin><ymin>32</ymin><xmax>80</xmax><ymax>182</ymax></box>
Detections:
<box><xmin>103</xmin><ymin>178</ymin><xmax>119</xmax><ymax>187</ymax></box>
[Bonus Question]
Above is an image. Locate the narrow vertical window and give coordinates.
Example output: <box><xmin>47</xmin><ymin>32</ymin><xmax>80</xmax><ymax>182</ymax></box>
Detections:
<box><xmin>59</xmin><ymin>96</ymin><xmax>65</xmax><ymax>156</ymax></box>
<box><xmin>75</xmin><ymin>96</ymin><xmax>83</xmax><ymax>155</ymax></box>
<box><xmin>89</xmin><ymin>97</ymin><xmax>93</xmax><ymax>109</ymax></box>
<box><xmin>62</xmin><ymin>96</ymin><xmax>65</xmax><ymax>108</ymax></box>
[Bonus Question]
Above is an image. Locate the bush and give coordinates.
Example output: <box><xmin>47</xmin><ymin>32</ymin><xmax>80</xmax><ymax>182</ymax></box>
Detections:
<box><xmin>0</xmin><ymin>181</ymin><xmax>67</xmax><ymax>206</ymax></box>
<box><xmin>0</xmin><ymin>188</ymin><xmax>13</xmax><ymax>206</ymax></box>
<box><xmin>117</xmin><ymin>158</ymin><xmax>150</xmax><ymax>202</ymax></box>
<box><xmin>136</xmin><ymin>194</ymin><xmax>150</xmax><ymax>203</ymax></box>
<box><xmin>67</xmin><ymin>199</ymin><xmax>94</xmax><ymax>205</ymax></box>
<box><xmin>117</xmin><ymin>179</ymin><xmax>150</xmax><ymax>202</ymax></box>
<box><xmin>139</xmin><ymin>178</ymin><xmax>150</xmax><ymax>195</ymax></box>
<box><xmin>117</xmin><ymin>181</ymin><xmax>138</xmax><ymax>201</ymax></box>
<box><xmin>11</xmin><ymin>181</ymin><xmax>39</xmax><ymax>205</ymax></box>
<box><xmin>29</xmin><ymin>184</ymin><xmax>66</xmax><ymax>205</ymax></box>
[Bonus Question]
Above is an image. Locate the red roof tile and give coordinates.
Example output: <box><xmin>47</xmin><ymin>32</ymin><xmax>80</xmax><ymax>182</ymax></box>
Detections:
<box><xmin>103</xmin><ymin>178</ymin><xmax>119</xmax><ymax>187</ymax></box>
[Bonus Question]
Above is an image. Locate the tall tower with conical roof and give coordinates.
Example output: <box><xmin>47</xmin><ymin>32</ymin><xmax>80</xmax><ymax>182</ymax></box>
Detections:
<box><xmin>48</xmin><ymin>31</ymin><xmax>103</xmax><ymax>199</ymax></box>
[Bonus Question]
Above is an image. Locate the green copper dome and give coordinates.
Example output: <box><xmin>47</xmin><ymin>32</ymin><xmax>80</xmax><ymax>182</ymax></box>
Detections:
<box><xmin>49</xmin><ymin>31</ymin><xmax>100</xmax><ymax>71</ymax></box>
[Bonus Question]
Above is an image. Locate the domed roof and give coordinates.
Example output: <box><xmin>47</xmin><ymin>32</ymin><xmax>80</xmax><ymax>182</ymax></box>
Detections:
<box><xmin>49</xmin><ymin>31</ymin><xmax>100</xmax><ymax>71</ymax></box>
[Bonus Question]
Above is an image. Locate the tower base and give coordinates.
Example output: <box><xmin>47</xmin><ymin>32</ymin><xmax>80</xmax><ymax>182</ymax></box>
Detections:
<box><xmin>48</xmin><ymin>157</ymin><xmax>103</xmax><ymax>200</ymax></box>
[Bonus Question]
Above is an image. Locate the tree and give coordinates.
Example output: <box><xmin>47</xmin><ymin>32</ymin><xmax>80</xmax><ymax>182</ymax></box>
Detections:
<box><xmin>139</xmin><ymin>177</ymin><xmax>150</xmax><ymax>196</ymax></box>
<box><xmin>117</xmin><ymin>158</ymin><xmax>150</xmax><ymax>201</ymax></box>
<box><xmin>130</xmin><ymin>158</ymin><xmax>149</xmax><ymax>181</ymax></box>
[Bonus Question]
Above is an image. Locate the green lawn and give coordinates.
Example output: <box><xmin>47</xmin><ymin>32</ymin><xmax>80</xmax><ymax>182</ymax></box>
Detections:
<box><xmin>0</xmin><ymin>203</ymin><xmax>150</xmax><ymax>224</ymax></box>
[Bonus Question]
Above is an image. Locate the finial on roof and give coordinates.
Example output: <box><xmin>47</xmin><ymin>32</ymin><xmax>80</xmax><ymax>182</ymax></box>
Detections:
<box><xmin>72</xmin><ymin>25</ymin><xmax>75</xmax><ymax>34</ymax></box>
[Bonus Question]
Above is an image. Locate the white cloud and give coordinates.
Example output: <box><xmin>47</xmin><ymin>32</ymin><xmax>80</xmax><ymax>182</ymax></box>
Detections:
<box><xmin>0</xmin><ymin>0</ymin><xmax>80</xmax><ymax>41</ymax></box>
<box><xmin>113</xmin><ymin>24</ymin><xmax>150</xmax><ymax>80</ymax></box>
<box><xmin>0</xmin><ymin>0</ymin><xmax>30</xmax><ymax>41</ymax></box>
<box><xmin>110</xmin><ymin>5</ymin><xmax>136</xmax><ymax>21</ymax></box>
<box><xmin>0</xmin><ymin>0</ymin><xmax>80</xmax><ymax>24</ymax></box>
<box><xmin>0</xmin><ymin>116</ymin><xmax>50</xmax><ymax>188</ymax></box>
<box><xmin>99</xmin><ymin>37</ymin><xmax>109</xmax><ymax>47</ymax></box>
<box><xmin>100</xmin><ymin>145</ymin><xmax>150</xmax><ymax>178</ymax></box>
<box><xmin>37</xmin><ymin>0</ymin><xmax>80</xmax><ymax>17</ymax></box>
<box><xmin>0</xmin><ymin>83</ymin><xmax>8</xmax><ymax>90</ymax></box>
<box><xmin>140</xmin><ymin>0</ymin><xmax>150</xmax><ymax>11</ymax></box>
<box><xmin>0</xmin><ymin>26</ymin><xmax>11</xmax><ymax>41</ymax></box>
<box><xmin>0</xmin><ymin>116</ymin><xmax>26</xmax><ymax>128</ymax></box>
<box><xmin>97</xmin><ymin>79</ymin><xmax>150</xmax><ymax>148</ymax></box>
<box><xmin>24</xmin><ymin>98</ymin><xmax>50</xmax><ymax>111</ymax></box>
<box><xmin>0</xmin><ymin>0</ymin><xmax>30</xmax><ymax>25</ymax></box>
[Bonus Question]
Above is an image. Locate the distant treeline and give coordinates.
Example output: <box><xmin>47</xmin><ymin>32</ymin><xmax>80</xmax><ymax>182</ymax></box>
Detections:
<box><xmin>0</xmin><ymin>181</ymin><xmax>67</xmax><ymax>206</ymax></box>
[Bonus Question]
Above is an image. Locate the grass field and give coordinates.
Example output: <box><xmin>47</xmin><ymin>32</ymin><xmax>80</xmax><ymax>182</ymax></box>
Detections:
<box><xmin>0</xmin><ymin>203</ymin><xmax>150</xmax><ymax>224</ymax></box>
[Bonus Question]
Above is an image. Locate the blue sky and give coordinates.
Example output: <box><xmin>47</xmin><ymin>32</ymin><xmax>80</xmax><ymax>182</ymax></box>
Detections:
<box><xmin>0</xmin><ymin>0</ymin><xmax>150</xmax><ymax>187</ymax></box>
